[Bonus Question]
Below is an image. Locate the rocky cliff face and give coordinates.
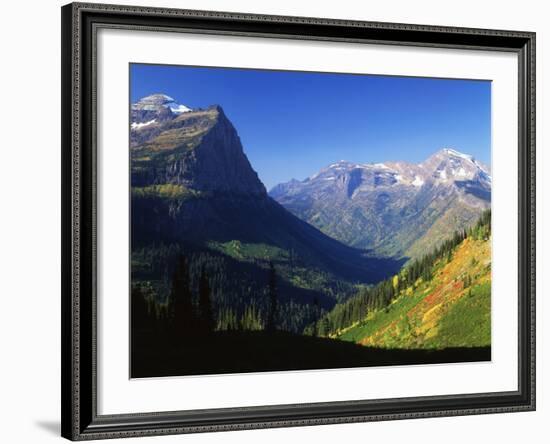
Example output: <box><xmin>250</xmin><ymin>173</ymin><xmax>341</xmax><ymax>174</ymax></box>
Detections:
<box><xmin>131</xmin><ymin>102</ymin><xmax>265</xmax><ymax>196</ymax></box>
<box><xmin>270</xmin><ymin>149</ymin><xmax>491</xmax><ymax>258</ymax></box>
<box><xmin>163</xmin><ymin>107</ymin><xmax>266</xmax><ymax>196</ymax></box>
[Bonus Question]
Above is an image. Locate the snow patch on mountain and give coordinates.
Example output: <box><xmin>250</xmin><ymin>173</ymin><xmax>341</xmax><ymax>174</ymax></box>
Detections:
<box><xmin>443</xmin><ymin>148</ymin><xmax>474</xmax><ymax>161</ymax></box>
<box><xmin>167</xmin><ymin>102</ymin><xmax>192</xmax><ymax>114</ymax></box>
<box><xmin>131</xmin><ymin>119</ymin><xmax>156</xmax><ymax>130</ymax></box>
<box><xmin>132</xmin><ymin>93</ymin><xmax>192</xmax><ymax>115</ymax></box>
<box><xmin>450</xmin><ymin>167</ymin><xmax>468</xmax><ymax>177</ymax></box>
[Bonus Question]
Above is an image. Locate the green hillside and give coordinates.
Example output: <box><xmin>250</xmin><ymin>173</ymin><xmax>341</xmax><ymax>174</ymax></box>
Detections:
<box><xmin>335</xmin><ymin>232</ymin><xmax>490</xmax><ymax>349</ymax></box>
<box><xmin>310</xmin><ymin>211</ymin><xmax>491</xmax><ymax>350</ymax></box>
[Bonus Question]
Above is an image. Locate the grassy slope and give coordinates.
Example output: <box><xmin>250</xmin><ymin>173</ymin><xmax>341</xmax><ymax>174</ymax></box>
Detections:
<box><xmin>336</xmin><ymin>236</ymin><xmax>491</xmax><ymax>349</ymax></box>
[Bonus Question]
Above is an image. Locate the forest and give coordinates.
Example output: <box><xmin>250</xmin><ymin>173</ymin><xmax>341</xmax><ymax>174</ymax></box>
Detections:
<box><xmin>132</xmin><ymin>210</ymin><xmax>491</xmax><ymax>374</ymax></box>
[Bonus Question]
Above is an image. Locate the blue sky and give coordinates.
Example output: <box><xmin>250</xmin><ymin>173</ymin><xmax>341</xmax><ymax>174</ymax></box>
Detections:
<box><xmin>131</xmin><ymin>64</ymin><xmax>491</xmax><ymax>190</ymax></box>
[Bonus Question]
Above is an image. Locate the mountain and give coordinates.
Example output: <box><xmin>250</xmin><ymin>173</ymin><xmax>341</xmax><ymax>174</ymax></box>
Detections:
<box><xmin>130</xmin><ymin>95</ymin><xmax>403</xmax><ymax>332</ymax></box>
<box><xmin>131</xmin><ymin>93</ymin><xmax>192</xmax><ymax>120</ymax></box>
<box><xmin>270</xmin><ymin>149</ymin><xmax>491</xmax><ymax>259</ymax></box>
<box><xmin>130</xmin><ymin>94</ymin><xmax>194</xmax><ymax>149</ymax></box>
<box><xmin>131</xmin><ymin>101</ymin><xmax>265</xmax><ymax>196</ymax></box>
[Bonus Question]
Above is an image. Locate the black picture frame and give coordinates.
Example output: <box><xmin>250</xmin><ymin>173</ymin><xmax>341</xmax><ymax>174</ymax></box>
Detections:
<box><xmin>61</xmin><ymin>2</ymin><xmax>536</xmax><ymax>440</ymax></box>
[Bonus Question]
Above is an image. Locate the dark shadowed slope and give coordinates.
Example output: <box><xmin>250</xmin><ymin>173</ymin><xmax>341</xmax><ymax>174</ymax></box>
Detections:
<box><xmin>131</xmin><ymin>330</ymin><xmax>490</xmax><ymax>377</ymax></box>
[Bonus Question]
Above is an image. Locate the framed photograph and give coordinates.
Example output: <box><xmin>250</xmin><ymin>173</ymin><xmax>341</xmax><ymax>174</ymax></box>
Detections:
<box><xmin>61</xmin><ymin>2</ymin><xmax>535</xmax><ymax>440</ymax></box>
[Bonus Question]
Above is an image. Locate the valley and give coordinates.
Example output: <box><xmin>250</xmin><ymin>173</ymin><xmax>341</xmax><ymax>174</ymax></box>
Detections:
<box><xmin>129</xmin><ymin>93</ymin><xmax>492</xmax><ymax>376</ymax></box>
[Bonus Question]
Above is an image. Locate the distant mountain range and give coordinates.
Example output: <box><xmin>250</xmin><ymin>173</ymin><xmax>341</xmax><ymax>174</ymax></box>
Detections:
<box><xmin>270</xmin><ymin>149</ymin><xmax>491</xmax><ymax>258</ymax></box>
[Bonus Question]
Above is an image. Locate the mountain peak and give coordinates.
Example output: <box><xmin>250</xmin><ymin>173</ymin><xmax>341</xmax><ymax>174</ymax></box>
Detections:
<box><xmin>139</xmin><ymin>93</ymin><xmax>174</xmax><ymax>103</ymax></box>
<box><xmin>423</xmin><ymin>147</ymin><xmax>490</xmax><ymax>179</ymax></box>
<box><xmin>436</xmin><ymin>148</ymin><xmax>475</xmax><ymax>161</ymax></box>
<box><xmin>131</xmin><ymin>99</ymin><xmax>265</xmax><ymax>196</ymax></box>
<box><xmin>132</xmin><ymin>93</ymin><xmax>192</xmax><ymax>115</ymax></box>
<box><xmin>328</xmin><ymin>160</ymin><xmax>354</xmax><ymax>169</ymax></box>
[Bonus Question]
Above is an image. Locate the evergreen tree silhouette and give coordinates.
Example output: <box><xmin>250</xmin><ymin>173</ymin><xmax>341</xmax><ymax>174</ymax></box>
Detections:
<box><xmin>171</xmin><ymin>254</ymin><xmax>194</xmax><ymax>338</ymax></box>
<box><xmin>131</xmin><ymin>286</ymin><xmax>151</xmax><ymax>331</ymax></box>
<box><xmin>198</xmin><ymin>265</ymin><xmax>215</xmax><ymax>334</ymax></box>
<box><xmin>266</xmin><ymin>261</ymin><xmax>278</xmax><ymax>332</ymax></box>
<box><xmin>312</xmin><ymin>297</ymin><xmax>320</xmax><ymax>337</ymax></box>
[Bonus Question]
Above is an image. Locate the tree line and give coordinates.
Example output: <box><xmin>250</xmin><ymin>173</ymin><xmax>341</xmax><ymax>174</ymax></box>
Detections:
<box><xmin>133</xmin><ymin>210</ymin><xmax>491</xmax><ymax>340</ymax></box>
<box><xmin>131</xmin><ymin>242</ymin><xmax>338</xmax><ymax>333</ymax></box>
<box><xmin>132</xmin><ymin>257</ymin><xmax>281</xmax><ymax>338</ymax></box>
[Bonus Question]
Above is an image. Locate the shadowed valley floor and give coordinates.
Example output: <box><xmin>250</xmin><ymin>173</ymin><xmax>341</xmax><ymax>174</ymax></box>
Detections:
<box><xmin>131</xmin><ymin>330</ymin><xmax>490</xmax><ymax>378</ymax></box>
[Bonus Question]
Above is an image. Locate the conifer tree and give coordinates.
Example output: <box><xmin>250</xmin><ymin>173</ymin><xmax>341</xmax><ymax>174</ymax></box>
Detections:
<box><xmin>313</xmin><ymin>297</ymin><xmax>320</xmax><ymax>337</ymax></box>
<box><xmin>131</xmin><ymin>286</ymin><xmax>151</xmax><ymax>331</ymax></box>
<box><xmin>171</xmin><ymin>254</ymin><xmax>194</xmax><ymax>338</ymax></box>
<box><xmin>266</xmin><ymin>261</ymin><xmax>278</xmax><ymax>332</ymax></box>
<box><xmin>198</xmin><ymin>265</ymin><xmax>215</xmax><ymax>334</ymax></box>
